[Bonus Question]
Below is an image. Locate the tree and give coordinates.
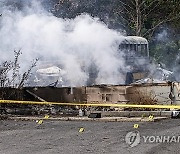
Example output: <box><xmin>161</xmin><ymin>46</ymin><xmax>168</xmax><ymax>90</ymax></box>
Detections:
<box><xmin>0</xmin><ymin>51</ymin><xmax>38</xmax><ymax>88</ymax></box>
<box><xmin>114</xmin><ymin>0</ymin><xmax>180</xmax><ymax>39</ymax></box>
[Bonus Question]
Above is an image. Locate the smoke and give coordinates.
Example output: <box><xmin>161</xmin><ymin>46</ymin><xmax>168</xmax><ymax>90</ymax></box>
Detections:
<box><xmin>156</xmin><ymin>29</ymin><xmax>168</xmax><ymax>42</ymax></box>
<box><xmin>172</xmin><ymin>52</ymin><xmax>180</xmax><ymax>81</ymax></box>
<box><xmin>0</xmin><ymin>0</ymin><xmax>128</xmax><ymax>86</ymax></box>
<box><xmin>151</xmin><ymin>28</ymin><xmax>180</xmax><ymax>81</ymax></box>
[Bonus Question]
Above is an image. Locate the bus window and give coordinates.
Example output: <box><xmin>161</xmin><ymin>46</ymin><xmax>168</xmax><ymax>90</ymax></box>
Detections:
<box><xmin>137</xmin><ymin>44</ymin><xmax>141</xmax><ymax>55</ymax></box>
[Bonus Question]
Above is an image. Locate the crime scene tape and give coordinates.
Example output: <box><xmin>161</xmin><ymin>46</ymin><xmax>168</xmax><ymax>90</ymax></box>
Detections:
<box><xmin>0</xmin><ymin>100</ymin><xmax>180</xmax><ymax>109</ymax></box>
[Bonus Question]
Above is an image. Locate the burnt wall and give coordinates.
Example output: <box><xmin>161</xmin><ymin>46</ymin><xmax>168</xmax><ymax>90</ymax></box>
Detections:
<box><xmin>0</xmin><ymin>87</ymin><xmax>23</xmax><ymax>100</ymax></box>
<box><xmin>0</xmin><ymin>83</ymin><xmax>178</xmax><ymax>105</ymax></box>
<box><xmin>86</xmin><ymin>85</ymin><xmax>128</xmax><ymax>103</ymax></box>
<box><xmin>125</xmin><ymin>83</ymin><xmax>175</xmax><ymax>105</ymax></box>
<box><xmin>24</xmin><ymin>87</ymin><xmax>87</xmax><ymax>103</ymax></box>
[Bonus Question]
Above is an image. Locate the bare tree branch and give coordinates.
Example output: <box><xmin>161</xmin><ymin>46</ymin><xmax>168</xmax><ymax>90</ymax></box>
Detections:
<box><xmin>142</xmin><ymin>15</ymin><xmax>180</xmax><ymax>37</ymax></box>
<box><xmin>18</xmin><ymin>58</ymin><xmax>39</xmax><ymax>89</ymax></box>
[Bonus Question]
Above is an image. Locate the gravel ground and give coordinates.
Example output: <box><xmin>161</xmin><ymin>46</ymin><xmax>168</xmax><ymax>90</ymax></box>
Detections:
<box><xmin>0</xmin><ymin>119</ymin><xmax>180</xmax><ymax>154</ymax></box>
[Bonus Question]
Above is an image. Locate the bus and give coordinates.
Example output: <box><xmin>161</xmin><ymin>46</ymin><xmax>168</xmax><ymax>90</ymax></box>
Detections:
<box><xmin>119</xmin><ymin>36</ymin><xmax>150</xmax><ymax>84</ymax></box>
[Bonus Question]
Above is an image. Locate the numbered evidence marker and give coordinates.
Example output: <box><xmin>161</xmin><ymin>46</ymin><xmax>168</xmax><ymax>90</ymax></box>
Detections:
<box><xmin>133</xmin><ymin>124</ymin><xmax>139</xmax><ymax>129</ymax></box>
<box><xmin>36</xmin><ymin>120</ymin><xmax>43</xmax><ymax>125</ymax></box>
<box><xmin>149</xmin><ymin>115</ymin><xmax>154</xmax><ymax>121</ymax></box>
<box><xmin>44</xmin><ymin>115</ymin><xmax>49</xmax><ymax>119</ymax></box>
<box><xmin>79</xmin><ymin>127</ymin><xmax>85</xmax><ymax>133</ymax></box>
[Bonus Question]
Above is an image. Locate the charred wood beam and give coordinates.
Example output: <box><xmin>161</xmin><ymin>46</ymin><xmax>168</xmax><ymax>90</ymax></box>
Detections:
<box><xmin>26</xmin><ymin>90</ymin><xmax>46</xmax><ymax>102</ymax></box>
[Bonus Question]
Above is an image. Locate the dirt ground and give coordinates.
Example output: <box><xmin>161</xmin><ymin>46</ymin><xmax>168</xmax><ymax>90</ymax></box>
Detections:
<box><xmin>0</xmin><ymin>119</ymin><xmax>180</xmax><ymax>154</ymax></box>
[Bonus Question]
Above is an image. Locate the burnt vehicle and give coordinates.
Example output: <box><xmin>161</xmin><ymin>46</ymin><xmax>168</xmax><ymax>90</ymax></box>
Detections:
<box><xmin>119</xmin><ymin>36</ymin><xmax>150</xmax><ymax>84</ymax></box>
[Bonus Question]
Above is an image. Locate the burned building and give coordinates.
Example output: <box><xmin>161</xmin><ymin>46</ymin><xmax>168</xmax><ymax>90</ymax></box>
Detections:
<box><xmin>0</xmin><ymin>82</ymin><xmax>179</xmax><ymax>105</ymax></box>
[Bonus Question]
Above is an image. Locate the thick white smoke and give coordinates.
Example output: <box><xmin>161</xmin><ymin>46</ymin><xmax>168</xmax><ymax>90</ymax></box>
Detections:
<box><xmin>0</xmin><ymin>0</ymin><xmax>128</xmax><ymax>86</ymax></box>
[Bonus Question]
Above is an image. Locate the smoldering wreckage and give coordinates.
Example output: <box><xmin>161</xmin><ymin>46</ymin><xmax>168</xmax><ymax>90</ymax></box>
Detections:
<box><xmin>0</xmin><ymin>36</ymin><xmax>180</xmax><ymax>118</ymax></box>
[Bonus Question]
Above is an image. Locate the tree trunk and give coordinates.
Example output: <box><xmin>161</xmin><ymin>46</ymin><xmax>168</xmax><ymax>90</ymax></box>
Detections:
<box><xmin>135</xmin><ymin>0</ymin><xmax>142</xmax><ymax>36</ymax></box>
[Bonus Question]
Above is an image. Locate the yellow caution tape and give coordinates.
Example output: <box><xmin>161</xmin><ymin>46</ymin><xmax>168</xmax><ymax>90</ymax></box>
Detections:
<box><xmin>0</xmin><ymin>100</ymin><xmax>180</xmax><ymax>109</ymax></box>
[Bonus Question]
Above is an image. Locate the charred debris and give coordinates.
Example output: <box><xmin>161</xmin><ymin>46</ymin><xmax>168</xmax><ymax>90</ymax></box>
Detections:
<box><xmin>0</xmin><ymin>82</ymin><xmax>180</xmax><ymax>116</ymax></box>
